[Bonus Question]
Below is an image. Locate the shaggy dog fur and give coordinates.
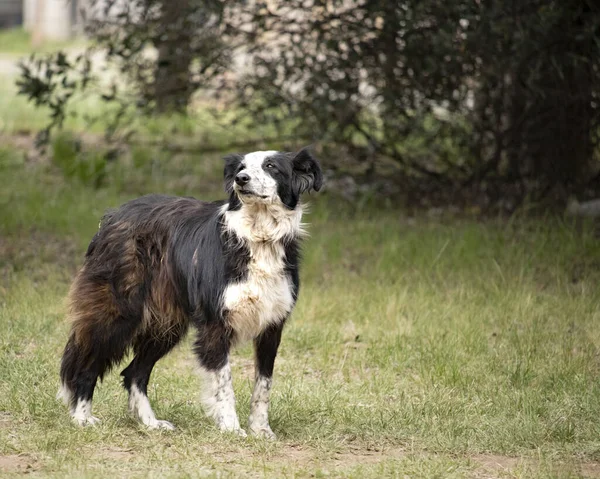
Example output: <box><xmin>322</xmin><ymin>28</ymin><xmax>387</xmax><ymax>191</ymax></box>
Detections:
<box><xmin>58</xmin><ymin>148</ymin><xmax>322</xmax><ymax>438</ymax></box>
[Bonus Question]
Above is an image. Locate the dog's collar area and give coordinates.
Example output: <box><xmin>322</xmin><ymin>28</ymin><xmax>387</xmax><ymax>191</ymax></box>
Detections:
<box><xmin>222</xmin><ymin>201</ymin><xmax>305</xmax><ymax>244</ymax></box>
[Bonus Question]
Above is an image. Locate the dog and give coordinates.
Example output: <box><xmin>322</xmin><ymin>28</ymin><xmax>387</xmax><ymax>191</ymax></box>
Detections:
<box><xmin>58</xmin><ymin>148</ymin><xmax>322</xmax><ymax>438</ymax></box>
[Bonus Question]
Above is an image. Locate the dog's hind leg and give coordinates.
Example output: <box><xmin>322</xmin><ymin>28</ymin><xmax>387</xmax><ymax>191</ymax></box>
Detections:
<box><xmin>59</xmin><ymin>336</ymin><xmax>102</xmax><ymax>426</ymax></box>
<box><xmin>121</xmin><ymin>332</ymin><xmax>185</xmax><ymax>430</ymax></box>
<box><xmin>59</xmin><ymin>317</ymin><xmax>138</xmax><ymax>426</ymax></box>
<box><xmin>59</xmin><ymin>277</ymin><xmax>140</xmax><ymax>426</ymax></box>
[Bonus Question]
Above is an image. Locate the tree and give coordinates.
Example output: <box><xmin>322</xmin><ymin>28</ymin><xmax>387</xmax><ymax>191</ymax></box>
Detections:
<box><xmin>17</xmin><ymin>0</ymin><xmax>600</xmax><ymax>206</ymax></box>
<box><xmin>468</xmin><ymin>0</ymin><xmax>599</xmax><ymax>198</ymax></box>
<box><xmin>234</xmin><ymin>0</ymin><xmax>600</xmax><ymax>201</ymax></box>
<box><xmin>85</xmin><ymin>0</ymin><xmax>231</xmax><ymax>112</ymax></box>
<box><xmin>17</xmin><ymin>0</ymin><xmax>234</xmax><ymax>144</ymax></box>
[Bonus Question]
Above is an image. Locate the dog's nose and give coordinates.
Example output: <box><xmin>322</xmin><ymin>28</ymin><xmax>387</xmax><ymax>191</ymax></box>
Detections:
<box><xmin>235</xmin><ymin>172</ymin><xmax>250</xmax><ymax>186</ymax></box>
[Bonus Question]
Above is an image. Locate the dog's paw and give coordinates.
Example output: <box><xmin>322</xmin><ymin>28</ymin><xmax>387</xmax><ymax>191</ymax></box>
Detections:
<box><xmin>215</xmin><ymin>413</ymin><xmax>246</xmax><ymax>437</ymax></box>
<box><xmin>217</xmin><ymin>421</ymin><xmax>247</xmax><ymax>437</ymax></box>
<box><xmin>146</xmin><ymin>419</ymin><xmax>176</xmax><ymax>431</ymax></box>
<box><xmin>73</xmin><ymin>415</ymin><xmax>100</xmax><ymax>426</ymax></box>
<box><xmin>220</xmin><ymin>424</ymin><xmax>247</xmax><ymax>437</ymax></box>
<box><xmin>249</xmin><ymin>424</ymin><xmax>276</xmax><ymax>440</ymax></box>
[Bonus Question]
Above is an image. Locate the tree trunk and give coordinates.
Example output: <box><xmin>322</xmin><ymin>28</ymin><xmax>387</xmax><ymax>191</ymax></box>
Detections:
<box><xmin>152</xmin><ymin>0</ymin><xmax>194</xmax><ymax>113</ymax></box>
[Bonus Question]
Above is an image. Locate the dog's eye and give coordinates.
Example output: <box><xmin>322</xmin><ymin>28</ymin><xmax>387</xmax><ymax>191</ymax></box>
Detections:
<box><xmin>266</xmin><ymin>163</ymin><xmax>274</xmax><ymax>169</ymax></box>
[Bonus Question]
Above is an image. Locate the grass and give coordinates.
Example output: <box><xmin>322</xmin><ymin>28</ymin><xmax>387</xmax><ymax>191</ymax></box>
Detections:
<box><xmin>0</xmin><ymin>28</ymin><xmax>85</xmax><ymax>56</ymax></box>
<box><xmin>1</xmin><ymin>141</ymin><xmax>600</xmax><ymax>478</ymax></box>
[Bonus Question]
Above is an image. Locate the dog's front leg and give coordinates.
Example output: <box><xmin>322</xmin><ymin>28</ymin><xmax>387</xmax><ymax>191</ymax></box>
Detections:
<box><xmin>248</xmin><ymin>322</ymin><xmax>284</xmax><ymax>439</ymax></box>
<box><xmin>194</xmin><ymin>322</ymin><xmax>245</xmax><ymax>436</ymax></box>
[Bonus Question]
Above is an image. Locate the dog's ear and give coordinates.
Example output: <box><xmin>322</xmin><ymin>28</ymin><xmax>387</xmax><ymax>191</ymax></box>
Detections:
<box><xmin>223</xmin><ymin>154</ymin><xmax>242</xmax><ymax>192</ymax></box>
<box><xmin>292</xmin><ymin>147</ymin><xmax>323</xmax><ymax>195</ymax></box>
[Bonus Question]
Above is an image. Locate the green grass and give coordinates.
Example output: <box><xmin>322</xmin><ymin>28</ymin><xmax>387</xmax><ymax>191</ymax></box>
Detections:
<box><xmin>0</xmin><ymin>27</ymin><xmax>84</xmax><ymax>56</ymax></box>
<box><xmin>1</xmin><ymin>143</ymin><xmax>600</xmax><ymax>478</ymax></box>
<box><xmin>0</xmin><ymin>27</ymin><xmax>36</xmax><ymax>55</ymax></box>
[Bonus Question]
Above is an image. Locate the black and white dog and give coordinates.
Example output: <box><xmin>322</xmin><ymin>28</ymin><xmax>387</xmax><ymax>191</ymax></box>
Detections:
<box><xmin>58</xmin><ymin>148</ymin><xmax>322</xmax><ymax>438</ymax></box>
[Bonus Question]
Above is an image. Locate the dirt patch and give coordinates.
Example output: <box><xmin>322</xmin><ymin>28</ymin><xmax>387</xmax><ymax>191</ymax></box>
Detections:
<box><xmin>50</xmin><ymin>440</ymin><xmax>600</xmax><ymax>478</ymax></box>
<box><xmin>263</xmin><ymin>443</ymin><xmax>406</xmax><ymax>472</ymax></box>
<box><xmin>470</xmin><ymin>453</ymin><xmax>600</xmax><ymax>479</ymax></box>
<box><xmin>271</xmin><ymin>444</ymin><xmax>600</xmax><ymax>478</ymax></box>
<box><xmin>95</xmin><ymin>447</ymin><xmax>136</xmax><ymax>461</ymax></box>
<box><xmin>471</xmin><ymin>454</ymin><xmax>524</xmax><ymax>478</ymax></box>
<box><xmin>582</xmin><ymin>463</ymin><xmax>600</xmax><ymax>479</ymax></box>
<box><xmin>0</xmin><ymin>454</ymin><xmax>38</xmax><ymax>474</ymax></box>
<box><xmin>331</xmin><ymin>443</ymin><xmax>406</xmax><ymax>467</ymax></box>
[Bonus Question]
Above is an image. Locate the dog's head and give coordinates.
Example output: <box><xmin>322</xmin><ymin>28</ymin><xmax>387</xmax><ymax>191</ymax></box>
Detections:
<box><xmin>224</xmin><ymin>147</ymin><xmax>323</xmax><ymax>210</ymax></box>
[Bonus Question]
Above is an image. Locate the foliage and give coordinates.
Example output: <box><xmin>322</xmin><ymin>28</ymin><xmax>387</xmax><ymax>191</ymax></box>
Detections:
<box><xmin>51</xmin><ymin>134</ymin><xmax>110</xmax><ymax>188</ymax></box>
<box><xmin>16</xmin><ymin>0</ymin><xmax>235</xmax><ymax>146</ymax></box>
<box><xmin>234</xmin><ymin>0</ymin><xmax>600</xmax><ymax>197</ymax></box>
<box><xmin>466</xmin><ymin>0</ymin><xmax>600</xmax><ymax>193</ymax></box>
<box><xmin>82</xmin><ymin>0</ymin><xmax>232</xmax><ymax>112</ymax></box>
<box><xmin>17</xmin><ymin>52</ymin><xmax>93</xmax><ymax>146</ymax></box>
<box><xmin>13</xmin><ymin>0</ymin><xmax>600</xmax><ymax>205</ymax></box>
<box><xmin>234</xmin><ymin>1</ymin><xmax>478</xmax><ymax>178</ymax></box>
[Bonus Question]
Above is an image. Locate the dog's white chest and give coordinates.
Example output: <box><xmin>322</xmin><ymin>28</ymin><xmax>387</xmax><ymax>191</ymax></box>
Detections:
<box><xmin>223</xmin><ymin>242</ymin><xmax>294</xmax><ymax>342</ymax></box>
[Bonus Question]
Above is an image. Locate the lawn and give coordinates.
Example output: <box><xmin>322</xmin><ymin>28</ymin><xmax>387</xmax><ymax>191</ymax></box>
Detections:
<box><xmin>1</xmin><ymin>137</ymin><xmax>600</xmax><ymax>478</ymax></box>
<box><xmin>0</xmin><ymin>28</ymin><xmax>86</xmax><ymax>57</ymax></box>
<box><xmin>1</xmin><ymin>35</ymin><xmax>600</xmax><ymax>477</ymax></box>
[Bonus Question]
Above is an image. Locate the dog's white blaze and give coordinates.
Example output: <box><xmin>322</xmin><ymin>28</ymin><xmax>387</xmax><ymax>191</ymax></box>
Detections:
<box><xmin>199</xmin><ymin>361</ymin><xmax>245</xmax><ymax>435</ymax></box>
<box><xmin>129</xmin><ymin>384</ymin><xmax>175</xmax><ymax>430</ymax></box>
<box><xmin>240</xmin><ymin>151</ymin><xmax>279</xmax><ymax>199</ymax></box>
<box><xmin>71</xmin><ymin>398</ymin><xmax>100</xmax><ymax>426</ymax></box>
<box><xmin>248</xmin><ymin>375</ymin><xmax>275</xmax><ymax>438</ymax></box>
<box><xmin>223</xmin><ymin>240</ymin><xmax>294</xmax><ymax>342</ymax></box>
<box><xmin>222</xmin><ymin>202</ymin><xmax>302</xmax><ymax>342</ymax></box>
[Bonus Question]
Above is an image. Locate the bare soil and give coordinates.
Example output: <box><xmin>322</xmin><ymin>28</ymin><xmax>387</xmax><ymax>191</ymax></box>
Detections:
<box><xmin>0</xmin><ymin>454</ymin><xmax>38</xmax><ymax>474</ymax></box>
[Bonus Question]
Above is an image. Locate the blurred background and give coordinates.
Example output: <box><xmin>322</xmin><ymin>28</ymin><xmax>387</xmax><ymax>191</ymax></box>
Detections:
<box><xmin>1</xmin><ymin>1</ymin><xmax>600</xmax><ymax>478</ymax></box>
<box><xmin>1</xmin><ymin>0</ymin><xmax>599</xmax><ymax>211</ymax></box>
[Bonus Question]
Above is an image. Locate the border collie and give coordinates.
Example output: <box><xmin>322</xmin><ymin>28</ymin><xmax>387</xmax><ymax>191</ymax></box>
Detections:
<box><xmin>58</xmin><ymin>148</ymin><xmax>322</xmax><ymax>438</ymax></box>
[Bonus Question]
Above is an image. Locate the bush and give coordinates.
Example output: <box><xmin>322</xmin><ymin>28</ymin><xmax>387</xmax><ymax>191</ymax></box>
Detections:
<box><xmin>52</xmin><ymin>135</ymin><xmax>108</xmax><ymax>188</ymax></box>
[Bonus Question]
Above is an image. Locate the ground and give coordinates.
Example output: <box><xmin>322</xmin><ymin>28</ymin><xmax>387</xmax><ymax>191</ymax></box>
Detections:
<box><xmin>2</xmin><ymin>172</ymin><xmax>600</xmax><ymax>477</ymax></box>
<box><xmin>1</xmin><ymin>29</ymin><xmax>600</xmax><ymax>478</ymax></box>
